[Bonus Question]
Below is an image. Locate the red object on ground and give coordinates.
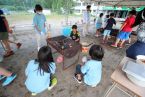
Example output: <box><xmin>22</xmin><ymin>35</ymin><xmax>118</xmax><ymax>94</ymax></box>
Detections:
<box><xmin>56</xmin><ymin>55</ymin><xmax>63</xmax><ymax>63</ymax></box>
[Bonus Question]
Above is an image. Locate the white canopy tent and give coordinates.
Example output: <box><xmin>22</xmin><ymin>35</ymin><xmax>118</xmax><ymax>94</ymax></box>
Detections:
<box><xmin>82</xmin><ymin>0</ymin><xmax>145</xmax><ymax>7</ymax></box>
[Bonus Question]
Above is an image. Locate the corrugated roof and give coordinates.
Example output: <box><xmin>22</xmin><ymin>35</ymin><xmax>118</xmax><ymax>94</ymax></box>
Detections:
<box><xmin>82</xmin><ymin>0</ymin><xmax>145</xmax><ymax>7</ymax></box>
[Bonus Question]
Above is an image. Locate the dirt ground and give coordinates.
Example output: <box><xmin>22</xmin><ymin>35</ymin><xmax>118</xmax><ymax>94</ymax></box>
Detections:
<box><xmin>0</xmin><ymin>18</ymin><xmax>137</xmax><ymax>97</ymax></box>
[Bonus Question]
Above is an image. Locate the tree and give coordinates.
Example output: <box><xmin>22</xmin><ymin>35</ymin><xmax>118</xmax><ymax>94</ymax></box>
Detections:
<box><xmin>51</xmin><ymin>0</ymin><xmax>74</xmax><ymax>13</ymax></box>
<box><xmin>0</xmin><ymin>0</ymin><xmax>75</xmax><ymax>13</ymax></box>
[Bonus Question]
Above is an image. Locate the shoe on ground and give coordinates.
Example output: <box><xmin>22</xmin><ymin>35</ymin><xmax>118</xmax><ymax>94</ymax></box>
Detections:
<box><xmin>91</xmin><ymin>85</ymin><xmax>97</xmax><ymax>87</ymax></box>
<box><xmin>31</xmin><ymin>93</ymin><xmax>37</xmax><ymax>96</ymax></box>
<box><xmin>73</xmin><ymin>74</ymin><xmax>82</xmax><ymax>84</ymax></box>
<box><xmin>111</xmin><ymin>44</ymin><xmax>118</xmax><ymax>48</ymax></box>
<box><xmin>48</xmin><ymin>77</ymin><xmax>57</xmax><ymax>90</ymax></box>
<box><xmin>2</xmin><ymin>73</ymin><xmax>17</xmax><ymax>87</ymax></box>
<box><xmin>0</xmin><ymin>75</ymin><xmax>6</xmax><ymax>81</ymax></box>
<box><xmin>4</xmin><ymin>51</ymin><xmax>14</xmax><ymax>58</ymax></box>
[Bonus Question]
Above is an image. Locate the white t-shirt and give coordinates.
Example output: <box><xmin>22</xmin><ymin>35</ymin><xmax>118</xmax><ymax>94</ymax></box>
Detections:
<box><xmin>83</xmin><ymin>10</ymin><xmax>90</xmax><ymax>23</ymax></box>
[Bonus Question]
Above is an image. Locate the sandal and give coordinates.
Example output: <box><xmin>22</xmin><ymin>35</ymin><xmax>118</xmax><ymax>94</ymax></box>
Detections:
<box><xmin>4</xmin><ymin>51</ymin><xmax>14</xmax><ymax>58</ymax></box>
<box><xmin>119</xmin><ymin>45</ymin><xmax>123</xmax><ymax>48</ymax></box>
<box><xmin>111</xmin><ymin>44</ymin><xmax>118</xmax><ymax>48</ymax></box>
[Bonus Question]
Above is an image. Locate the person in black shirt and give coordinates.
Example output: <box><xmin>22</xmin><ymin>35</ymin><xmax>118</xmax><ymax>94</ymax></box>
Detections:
<box><xmin>102</xmin><ymin>13</ymin><xmax>116</xmax><ymax>43</ymax></box>
<box><xmin>0</xmin><ymin>10</ymin><xmax>14</xmax><ymax>57</ymax></box>
<box><xmin>70</xmin><ymin>25</ymin><xmax>80</xmax><ymax>42</ymax></box>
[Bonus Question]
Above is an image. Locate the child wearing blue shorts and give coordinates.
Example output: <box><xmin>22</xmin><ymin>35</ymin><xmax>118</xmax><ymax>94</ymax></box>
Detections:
<box><xmin>111</xmin><ymin>10</ymin><xmax>136</xmax><ymax>48</ymax></box>
<box><xmin>95</xmin><ymin>13</ymin><xmax>103</xmax><ymax>37</ymax></box>
<box><xmin>102</xmin><ymin>13</ymin><xmax>116</xmax><ymax>43</ymax></box>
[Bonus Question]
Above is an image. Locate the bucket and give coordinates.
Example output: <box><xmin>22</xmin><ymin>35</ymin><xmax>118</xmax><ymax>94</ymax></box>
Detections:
<box><xmin>62</xmin><ymin>26</ymin><xmax>71</xmax><ymax>37</ymax></box>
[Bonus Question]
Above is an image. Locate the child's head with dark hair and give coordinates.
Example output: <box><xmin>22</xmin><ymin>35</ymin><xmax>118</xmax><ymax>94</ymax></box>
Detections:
<box><xmin>86</xmin><ymin>5</ymin><xmax>91</xmax><ymax>11</ymax></box>
<box><xmin>37</xmin><ymin>46</ymin><xmax>54</xmax><ymax>75</ymax></box>
<box><xmin>106</xmin><ymin>15</ymin><xmax>109</xmax><ymax>18</ymax></box>
<box><xmin>129</xmin><ymin>10</ymin><xmax>136</xmax><ymax>16</ymax></box>
<box><xmin>132</xmin><ymin>8</ymin><xmax>145</xmax><ymax>27</ymax></box>
<box><xmin>86</xmin><ymin>5</ymin><xmax>91</xmax><ymax>9</ymax></box>
<box><xmin>89</xmin><ymin>45</ymin><xmax>104</xmax><ymax>61</ymax></box>
<box><xmin>72</xmin><ymin>25</ymin><xmax>77</xmax><ymax>29</ymax></box>
<box><xmin>35</xmin><ymin>4</ymin><xmax>43</xmax><ymax>12</ymax></box>
<box><xmin>110</xmin><ymin>13</ymin><xmax>114</xmax><ymax>17</ymax></box>
<box><xmin>72</xmin><ymin>25</ymin><xmax>78</xmax><ymax>33</ymax></box>
<box><xmin>100</xmin><ymin>13</ymin><xmax>103</xmax><ymax>18</ymax></box>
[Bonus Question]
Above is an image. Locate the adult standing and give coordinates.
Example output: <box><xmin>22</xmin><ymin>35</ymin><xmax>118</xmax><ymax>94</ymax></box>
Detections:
<box><xmin>82</xmin><ymin>5</ymin><xmax>91</xmax><ymax>37</ymax></box>
<box><xmin>126</xmin><ymin>8</ymin><xmax>145</xmax><ymax>59</ymax></box>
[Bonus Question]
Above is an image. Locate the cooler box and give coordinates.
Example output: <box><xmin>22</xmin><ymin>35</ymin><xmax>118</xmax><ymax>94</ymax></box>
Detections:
<box><xmin>62</xmin><ymin>26</ymin><xmax>71</xmax><ymax>37</ymax></box>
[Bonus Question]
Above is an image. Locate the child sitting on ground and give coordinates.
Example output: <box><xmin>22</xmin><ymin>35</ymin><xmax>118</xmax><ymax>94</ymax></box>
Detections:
<box><xmin>70</xmin><ymin>25</ymin><xmax>80</xmax><ymax>42</ymax></box>
<box><xmin>102</xmin><ymin>13</ymin><xmax>116</xmax><ymax>43</ymax></box>
<box><xmin>0</xmin><ymin>67</ymin><xmax>17</xmax><ymax>87</ymax></box>
<box><xmin>74</xmin><ymin>45</ymin><xmax>104</xmax><ymax>87</ymax></box>
<box><xmin>25</xmin><ymin>46</ymin><xmax>57</xmax><ymax>96</ymax></box>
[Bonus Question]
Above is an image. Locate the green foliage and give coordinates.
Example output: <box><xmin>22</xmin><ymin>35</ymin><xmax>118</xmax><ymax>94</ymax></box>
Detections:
<box><xmin>51</xmin><ymin>0</ymin><xmax>75</xmax><ymax>14</ymax></box>
<box><xmin>0</xmin><ymin>0</ymin><xmax>75</xmax><ymax>14</ymax></box>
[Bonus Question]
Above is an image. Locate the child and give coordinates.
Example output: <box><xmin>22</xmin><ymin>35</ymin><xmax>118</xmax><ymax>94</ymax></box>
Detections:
<box><xmin>0</xmin><ymin>9</ymin><xmax>14</xmax><ymax>57</ymax></box>
<box><xmin>0</xmin><ymin>67</ymin><xmax>17</xmax><ymax>87</ymax></box>
<box><xmin>70</xmin><ymin>25</ymin><xmax>80</xmax><ymax>42</ymax></box>
<box><xmin>111</xmin><ymin>10</ymin><xmax>136</xmax><ymax>48</ymax></box>
<box><xmin>82</xmin><ymin>5</ymin><xmax>91</xmax><ymax>37</ymax></box>
<box><xmin>126</xmin><ymin>8</ymin><xmax>145</xmax><ymax>59</ymax></box>
<box><xmin>25</xmin><ymin>46</ymin><xmax>57</xmax><ymax>96</ymax></box>
<box><xmin>103</xmin><ymin>15</ymin><xmax>109</xmax><ymax>28</ymax></box>
<box><xmin>74</xmin><ymin>45</ymin><xmax>104</xmax><ymax>87</ymax></box>
<box><xmin>102</xmin><ymin>13</ymin><xmax>116</xmax><ymax>43</ymax></box>
<box><xmin>95</xmin><ymin>13</ymin><xmax>103</xmax><ymax>37</ymax></box>
<box><xmin>33</xmin><ymin>4</ymin><xmax>47</xmax><ymax>51</ymax></box>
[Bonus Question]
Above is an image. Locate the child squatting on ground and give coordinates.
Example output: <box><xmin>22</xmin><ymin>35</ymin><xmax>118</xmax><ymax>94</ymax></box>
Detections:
<box><xmin>111</xmin><ymin>10</ymin><xmax>136</xmax><ymax>48</ymax></box>
<box><xmin>102</xmin><ymin>13</ymin><xmax>116</xmax><ymax>43</ymax></box>
<box><xmin>25</xmin><ymin>46</ymin><xmax>57</xmax><ymax>96</ymax></box>
<box><xmin>33</xmin><ymin>4</ymin><xmax>47</xmax><ymax>51</ymax></box>
<box><xmin>74</xmin><ymin>45</ymin><xmax>104</xmax><ymax>87</ymax></box>
<box><xmin>70</xmin><ymin>25</ymin><xmax>80</xmax><ymax>42</ymax></box>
